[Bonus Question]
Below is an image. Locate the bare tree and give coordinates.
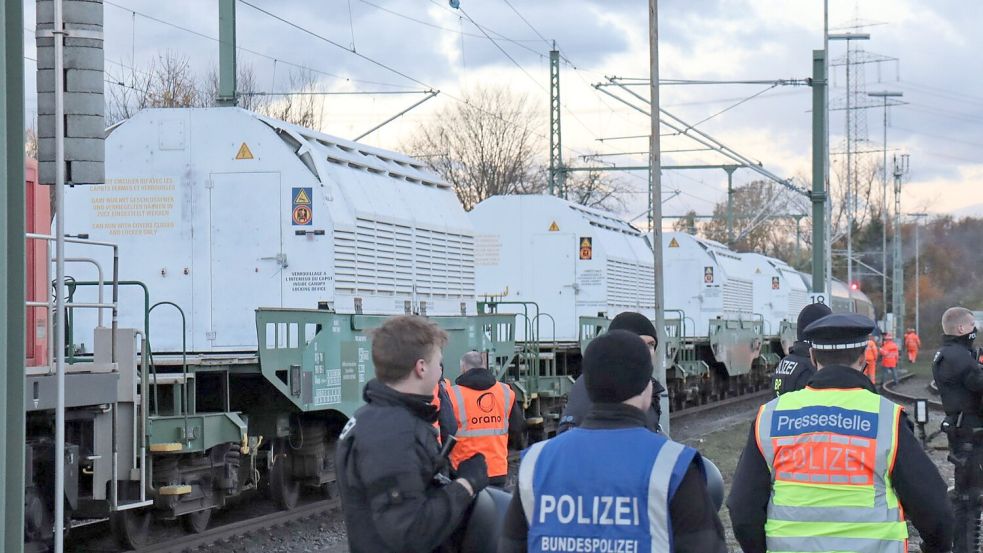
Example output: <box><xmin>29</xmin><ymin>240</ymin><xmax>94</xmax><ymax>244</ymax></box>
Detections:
<box><xmin>257</xmin><ymin>68</ymin><xmax>320</xmax><ymax>129</ymax></box>
<box><xmin>701</xmin><ymin>179</ymin><xmax>808</xmax><ymax>257</ymax></box>
<box><xmin>672</xmin><ymin>210</ymin><xmax>699</xmax><ymax>234</ymax></box>
<box><xmin>106</xmin><ymin>51</ymin><xmax>208</xmax><ymax>124</ymax></box>
<box><xmin>561</xmin><ymin>163</ymin><xmax>632</xmax><ymax>212</ymax></box>
<box><xmin>25</xmin><ymin>126</ymin><xmax>38</xmax><ymax>159</ymax></box>
<box><xmin>407</xmin><ymin>85</ymin><xmax>543</xmax><ymax>211</ymax></box>
<box><xmin>205</xmin><ymin>62</ymin><xmax>268</xmax><ymax>112</ymax></box>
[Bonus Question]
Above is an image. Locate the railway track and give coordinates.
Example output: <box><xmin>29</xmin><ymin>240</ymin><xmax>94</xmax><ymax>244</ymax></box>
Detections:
<box><xmin>669</xmin><ymin>389</ymin><xmax>773</xmax><ymax>421</ymax></box>
<box><xmin>72</xmin><ymin>498</ymin><xmax>341</xmax><ymax>553</ymax></box>
<box><xmin>881</xmin><ymin>373</ymin><xmax>943</xmax><ymax>409</ymax></box>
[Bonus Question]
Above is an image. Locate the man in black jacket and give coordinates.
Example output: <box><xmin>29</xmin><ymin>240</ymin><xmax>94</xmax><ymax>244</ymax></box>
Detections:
<box><xmin>336</xmin><ymin>316</ymin><xmax>490</xmax><ymax>553</ymax></box>
<box><xmin>558</xmin><ymin>311</ymin><xmax>665</xmax><ymax>433</ymax></box>
<box><xmin>729</xmin><ymin>313</ymin><xmax>953</xmax><ymax>553</ymax></box>
<box><xmin>771</xmin><ymin>302</ymin><xmax>832</xmax><ymax>396</ymax></box>
<box><xmin>933</xmin><ymin>306</ymin><xmax>982</xmax><ymax>553</ymax></box>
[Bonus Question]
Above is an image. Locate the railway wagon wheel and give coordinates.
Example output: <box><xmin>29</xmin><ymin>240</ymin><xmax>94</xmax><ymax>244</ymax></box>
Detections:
<box><xmin>270</xmin><ymin>438</ymin><xmax>300</xmax><ymax>510</ymax></box>
<box><xmin>181</xmin><ymin>508</ymin><xmax>213</xmax><ymax>534</ymax></box>
<box><xmin>110</xmin><ymin>509</ymin><xmax>151</xmax><ymax>549</ymax></box>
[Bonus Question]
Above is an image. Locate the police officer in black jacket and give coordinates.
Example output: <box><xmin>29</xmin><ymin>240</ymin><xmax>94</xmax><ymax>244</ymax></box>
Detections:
<box><xmin>558</xmin><ymin>312</ymin><xmax>665</xmax><ymax>433</ymax></box>
<box><xmin>336</xmin><ymin>316</ymin><xmax>490</xmax><ymax>553</ymax></box>
<box><xmin>771</xmin><ymin>302</ymin><xmax>831</xmax><ymax>396</ymax></box>
<box><xmin>933</xmin><ymin>306</ymin><xmax>982</xmax><ymax>553</ymax></box>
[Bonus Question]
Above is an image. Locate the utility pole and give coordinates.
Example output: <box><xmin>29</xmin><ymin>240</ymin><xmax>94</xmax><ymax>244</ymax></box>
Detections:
<box><xmin>908</xmin><ymin>212</ymin><xmax>928</xmax><ymax>335</ymax></box>
<box><xmin>811</xmin><ymin>49</ymin><xmax>827</xmax><ymax>295</ymax></box>
<box><xmin>869</xmin><ymin>90</ymin><xmax>903</xmax><ymax>318</ymax></box>
<box><xmin>725</xmin><ymin>165</ymin><xmax>737</xmax><ymax>246</ymax></box>
<box><xmin>1</xmin><ymin>0</ymin><xmax>27</xmax><ymax>550</ymax></box>
<box><xmin>892</xmin><ymin>154</ymin><xmax>909</xmax><ymax>342</ymax></box>
<box><xmin>217</xmin><ymin>0</ymin><xmax>237</xmax><ymax>106</ymax></box>
<box><xmin>548</xmin><ymin>45</ymin><xmax>563</xmax><ymax>197</ymax></box>
<box><xmin>648</xmin><ymin>0</ymin><xmax>668</xmax><ymax>432</ymax></box>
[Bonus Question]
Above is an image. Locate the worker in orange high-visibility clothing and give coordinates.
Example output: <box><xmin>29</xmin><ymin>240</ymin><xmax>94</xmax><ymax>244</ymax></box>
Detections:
<box><xmin>864</xmin><ymin>335</ymin><xmax>880</xmax><ymax>384</ymax></box>
<box><xmin>447</xmin><ymin>351</ymin><xmax>525</xmax><ymax>487</ymax></box>
<box><xmin>905</xmin><ymin>328</ymin><xmax>922</xmax><ymax>364</ymax></box>
<box><xmin>881</xmin><ymin>332</ymin><xmax>901</xmax><ymax>385</ymax></box>
<box><xmin>431</xmin><ymin>365</ymin><xmax>456</xmax><ymax>445</ymax></box>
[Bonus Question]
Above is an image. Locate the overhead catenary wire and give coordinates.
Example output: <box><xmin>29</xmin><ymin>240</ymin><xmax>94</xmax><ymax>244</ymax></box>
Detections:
<box><xmin>103</xmin><ymin>0</ymin><xmax>414</xmax><ymax>90</ymax></box>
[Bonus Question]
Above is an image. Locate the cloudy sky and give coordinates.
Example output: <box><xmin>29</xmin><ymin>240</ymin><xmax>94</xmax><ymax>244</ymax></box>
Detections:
<box><xmin>22</xmin><ymin>0</ymin><xmax>983</xmax><ymax>222</ymax></box>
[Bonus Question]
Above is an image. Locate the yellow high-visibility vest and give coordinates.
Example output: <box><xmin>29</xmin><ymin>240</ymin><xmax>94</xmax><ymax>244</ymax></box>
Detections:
<box><xmin>755</xmin><ymin>386</ymin><xmax>907</xmax><ymax>553</ymax></box>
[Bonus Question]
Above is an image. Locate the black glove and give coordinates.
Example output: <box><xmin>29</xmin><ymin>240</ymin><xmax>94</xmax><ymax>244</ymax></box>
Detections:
<box><xmin>455</xmin><ymin>453</ymin><xmax>489</xmax><ymax>494</ymax></box>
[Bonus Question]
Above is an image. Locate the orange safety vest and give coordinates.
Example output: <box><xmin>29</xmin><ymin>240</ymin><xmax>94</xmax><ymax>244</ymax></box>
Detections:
<box><xmin>447</xmin><ymin>382</ymin><xmax>515</xmax><ymax>478</ymax></box>
<box><xmin>864</xmin><ymin>339</ymin><xmax>879</xmax><ymax>383</ymax></box>
<box><xmin>880</xmin><ymin>341</ymin><xmax>900</xmax><ymax>368</ymax></box>
<box><xmin>432</xmin><ymin>377</ymin><xmax>453</xmax><ymax>443</ymax></box>
<box><xmin>904</xmin><ymin>332</ymin><xmax>921</xmax><ymax>352</ymax></box>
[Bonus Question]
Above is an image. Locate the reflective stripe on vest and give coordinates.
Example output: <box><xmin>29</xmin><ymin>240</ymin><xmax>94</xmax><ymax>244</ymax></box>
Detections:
<box><xmin>517</xmin><ymin>427</ymin><xmax>693</xmax><ymax>553</ymax></box>
<box><xmin>755</xmin><ymin>387</ymin><xmax>906</xmax><ymax>553</ymax></box>
<box><xmin>448</xmin><ymin>382</ymin><xmax>515</xmax><ymax>476</ymax></box>
<box><xmin>451</xmin><ymin>383</ymin><xmax>513</xmax><ymax>438</ymax></box>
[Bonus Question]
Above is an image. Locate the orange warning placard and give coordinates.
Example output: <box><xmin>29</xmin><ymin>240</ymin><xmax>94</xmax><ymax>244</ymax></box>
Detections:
<box><xmin>579</xmin><ymin>237</ymin><xmax>592</xmax><ymax>260</ymax></box>
<box><xmin>235</xmin><ymin>143</ymin><xmax>254</xmax><ymax>160</ymax></box>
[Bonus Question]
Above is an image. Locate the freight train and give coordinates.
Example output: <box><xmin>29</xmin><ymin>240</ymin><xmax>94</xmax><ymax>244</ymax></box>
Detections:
<box><xmin>23</xmin><ymin>107</ymin><xmax>873</xmax><ymax>549</ymax></box>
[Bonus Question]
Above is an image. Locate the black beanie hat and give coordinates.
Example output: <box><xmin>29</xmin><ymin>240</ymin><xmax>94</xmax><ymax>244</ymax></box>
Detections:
<box><xmin>609</xmin><ymin>312</ymin><xmax>658</xmax><ymax>346</ymax></box>
<box><xmin>797</xmin><ymin>302</ymin><xmax>833</xmax><ymax>341</ymax></box>
<box><xmin>583</xmin><ymin>330</ymin><xmax>653</xmax><ymax>403</ymax></box>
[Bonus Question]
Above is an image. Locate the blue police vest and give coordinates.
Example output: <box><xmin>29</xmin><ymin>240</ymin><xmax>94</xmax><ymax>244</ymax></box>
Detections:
<box><xmin>517</xmin><ymin>427</ymin><xmax>695</xmax><ymax>553</ymax></box>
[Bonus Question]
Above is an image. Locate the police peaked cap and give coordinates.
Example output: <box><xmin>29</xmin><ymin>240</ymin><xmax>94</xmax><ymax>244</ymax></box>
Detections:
<box><xmin>802</xmin><ymin>313</ymin><xmax>877</xmax><ymax>350</ymax></box>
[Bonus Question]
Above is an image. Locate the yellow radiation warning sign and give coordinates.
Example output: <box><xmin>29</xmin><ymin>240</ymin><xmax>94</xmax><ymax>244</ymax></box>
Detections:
<box><xmin>579</xmin><ymin>237</ymin><xmax>593</xmax><ymax>260</ymax></box>
<box><xmin>292</xmin><ymin>187</ymin><xmax>313</xmax><ymax>226</ymax></box>
<box><xmin>293</xmin><ymin>188</ymin><xmax>311</xmax><ymax>205</ymax></box>
<box><xmin>235</xmin><ymin>142</ymin><xmax>254</xmax><ymax>160</ymax></box>
<box><xmin>668</xmin><ymin>237</ymin><xmax>680</xmax><ymax>248</ymax></box>
<box><xmin>548</xmin><ymin>221</ymin><xmax>560</xmax><ymax>232</ymax></box>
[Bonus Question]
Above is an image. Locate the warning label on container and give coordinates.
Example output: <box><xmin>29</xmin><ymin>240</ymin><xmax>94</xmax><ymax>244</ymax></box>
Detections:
<box><xmin>704</xmin><ymin>266</ymin><xmax>715</xmax><ymax>284</ymax></box>
<box><xmin>579</xmin><ymin>237</ymin><xmax>593</xmax><ymax>260</ymax></box>
<box><xmin>287</xmin><ymin>271</ymin><xmax>331</xmax><ymax>293</ymax></box>
<box><xmin>89</xmin><ymin>177</ymin><xmax>178</xmax><ymax>237</ymax></box>
<box><xmin>292</xmin><ymin>187</ymin><xmax>313</xmax><ymax>226</ymax></box>
<box><xmin>669</xmin><ymin>237</ymin><xmax>680</xmax><ymax>248</ymax></box>
<box><xmin>475</xmin><ymin>235</ymin><xmax>502</xmax><ymax>266</ymax></box>
<box><xmin>235</xmin><ymin>143</ymin><xmax>254</xmax><ymax>160</ymax></box>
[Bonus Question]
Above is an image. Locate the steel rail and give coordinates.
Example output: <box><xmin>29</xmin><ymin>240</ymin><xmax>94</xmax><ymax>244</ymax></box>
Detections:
<box><xmin>114</xmin><ymin>498</ymin><xmax>342</xmax><ymax>553</ymax></box>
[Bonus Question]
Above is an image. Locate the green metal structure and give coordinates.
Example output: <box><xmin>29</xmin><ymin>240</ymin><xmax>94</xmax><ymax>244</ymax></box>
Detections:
<box><xmin>811</xmin><ymin>49</ymin><xmax>828</xmax><ymax>295</ymax></box>
<box><xmin>2</xmin><ymin>0</ymin><xmax>27</xmax><ymax>549</ymax></box>
<box><xmin>253</xmin><ymin>308</ymin><xmax>518</xmax><ymax>418</ymax></box>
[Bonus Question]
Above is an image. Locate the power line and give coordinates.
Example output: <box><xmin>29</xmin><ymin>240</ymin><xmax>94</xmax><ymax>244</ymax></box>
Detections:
<box><xmin>684</xmin><ymin>84</ymin><xmax>779</xmax><ymax>130</ymax></box>
<box><xmin>501</xmin><ymin>0</ymin><xmax>549</xmax><ymax>45</ymax></box>
<box><xmin>103</xmin><ymin>0</ymin><xmax>413</xmax><ymax>90</ymax></box>
<box><xmin>238</xmin><ymin>0</ymin><xmax>432</xmax><ymax>90</ymax></box>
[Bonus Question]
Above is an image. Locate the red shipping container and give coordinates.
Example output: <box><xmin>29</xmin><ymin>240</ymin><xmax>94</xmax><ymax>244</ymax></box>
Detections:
<box><xmin>26</xmin><ymin>158</ymin><xmax>51</xmax><ymax>368</ymax></box>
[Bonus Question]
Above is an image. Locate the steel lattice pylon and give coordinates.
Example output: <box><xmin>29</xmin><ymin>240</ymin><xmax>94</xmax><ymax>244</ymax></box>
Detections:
<box><xmin>548</xmin><ymin>48</ymin><xmax>564</xmax><ymax>197</ymax></box>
